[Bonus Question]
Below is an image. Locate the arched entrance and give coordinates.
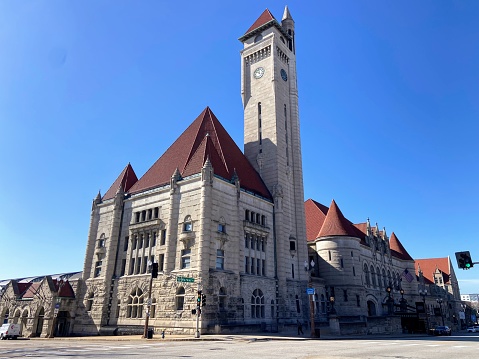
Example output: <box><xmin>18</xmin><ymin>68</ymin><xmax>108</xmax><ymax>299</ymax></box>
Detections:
<box><xmin>55</xmin><ymin>311</ymin><xmax>71</xmax><ymax>337</ymax></box>
<box><xmin>21</xmin><ymin>310</ymin><xmax>28</xmax><ymax>336</ymax></box>
<box><xmin>34</xmin><ymin>307</ymin><xmax>45</xmax><ymax>337</ymax></box>
<box><xmin>367</xmin><ymin>300</ymin><xmax>377</xmax><ymax>316</ymax></box>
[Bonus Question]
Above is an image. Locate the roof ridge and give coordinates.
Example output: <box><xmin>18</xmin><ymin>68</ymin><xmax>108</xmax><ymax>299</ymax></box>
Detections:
<box><xmin>206</xmin><ymin>107</ymin><xmax>229</xmax><ymax>172</ymax></box>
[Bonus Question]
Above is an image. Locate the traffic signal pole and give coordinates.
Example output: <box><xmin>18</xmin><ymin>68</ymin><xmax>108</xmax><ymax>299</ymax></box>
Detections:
<box><xmin>195</xmin><ymin>287</ymin><xmax>201</xmax><ymax>338</ymax></box>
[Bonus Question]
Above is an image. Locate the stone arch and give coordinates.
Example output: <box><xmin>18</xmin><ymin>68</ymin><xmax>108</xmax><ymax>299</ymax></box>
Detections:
<box><xmin>33</xmin><ymin>307</ymin><xmax>45</xmax><ymax>337</ymax></box>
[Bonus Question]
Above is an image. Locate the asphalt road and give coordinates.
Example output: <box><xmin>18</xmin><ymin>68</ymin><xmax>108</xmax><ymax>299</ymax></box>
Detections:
<box><xmin>1</xmin><ymin>333</ymin><xmax>479</xmax><ymax>359</ymax></box>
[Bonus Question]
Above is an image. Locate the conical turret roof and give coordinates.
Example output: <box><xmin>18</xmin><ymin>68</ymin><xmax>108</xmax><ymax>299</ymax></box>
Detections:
<box><xmin>317</xmin><ymin>200</ymin><xmax>362</xmax><ymax>238</ymax></box>
<box><xmin>389</xmin><ymin>232</ymin><xmax>414</xmax><ymax>261</ymax></box>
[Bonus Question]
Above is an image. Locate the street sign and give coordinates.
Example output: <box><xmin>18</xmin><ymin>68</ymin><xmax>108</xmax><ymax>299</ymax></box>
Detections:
<box><xmin>177</xmin><ymin>277</ymin><xmax>195</xmax><ymax>283</ymax></box>
<box><xmin>306</xmin><ymin>288</ymin><xmax>315</xmax><ymax>295</ymax></box>
<box><xmin>55</xmin><ymin>303</ymin><xmax>60</xmax><ymax>309</ymax></box>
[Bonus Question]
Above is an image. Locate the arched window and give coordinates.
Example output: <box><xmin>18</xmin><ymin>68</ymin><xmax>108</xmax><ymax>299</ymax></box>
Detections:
<box><xmin>376</xmin><ymin>266</ymin><xmax>381</xmax><ymax>289</ymax></box>
<box><xmin>382</xmin><ymin>269</ymin><xmax>387</xmax><ymax>288</ymax></box>
<box><xmin>370</xmin><ymin>266</ymin><xmax>376</xmax><ymax>287</ymax></box>
<box><xmin>127</xmin><ymin>288</ymin><xmax>144</xmax><ymax>318</ymax></box>
<box><xmin>183</xmin><ymin>216</ymin><xmax>192</xmax><ymax>232</ymax></box>
<box><xmin>176</xmin><ymin>287</ymin><xmax>185</xmax><ymax>310</ymax></box>
<box><xmin>219</xmin><ymin>287</ymin><xmax>227</xmax><ymax>310</ymax></box>
<box><xmin>251</xmin><ymin>289</ymin><xmax>264</xmax><ymax>318</ymax></box>
<box><xmin>387</xmin><ymin>270</ymin><xmax>392</xmax><ymax>288</ymax></box>
<box><xmin>98</xmin><ymin>233</ymin><xmax>106</xmax><ymax>248</ymax></box>
<box><xmin>367</xmin><ymin>300</ymin><xmax>376</xmax><ymax>316</ymax></box>
<box><xmin>86</xmin><ymin>293</ymin><xmax>94</xmax><ymax>312</ymax></box>
<box><xmin>364</xmin><ymin>264</ymin><xmax>370</xmax><ymax>286</ymax></box>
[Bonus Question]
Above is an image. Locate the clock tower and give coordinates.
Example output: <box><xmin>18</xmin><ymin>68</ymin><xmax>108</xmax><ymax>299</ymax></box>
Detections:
<box><xmin>239</xmin><ymin>7</ymin><xmax>308</xmax><ymax>320</ymax></box>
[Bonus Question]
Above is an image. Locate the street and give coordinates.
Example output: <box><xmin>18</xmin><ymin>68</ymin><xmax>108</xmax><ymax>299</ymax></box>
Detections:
<box><xmin>1</xmin><ymin>333</ymin><xmax>479</xmax><ymax>359</ymax></box>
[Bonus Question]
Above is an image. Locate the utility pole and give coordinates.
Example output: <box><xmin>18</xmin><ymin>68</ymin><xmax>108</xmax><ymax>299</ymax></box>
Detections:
<box><xmin>143</xmin><ymin>261</ymin><xmax>157</xmax><ymax>339</ymax></box>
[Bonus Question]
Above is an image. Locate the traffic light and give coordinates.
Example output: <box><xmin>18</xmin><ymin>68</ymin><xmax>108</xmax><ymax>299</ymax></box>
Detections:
<box><xmin>455</xmin><ymin>251</ymin><xmax>474</xmax><ymax>269</ymax></box>
<box><xmin>201</xmin><ymin>294</ymin><xmax>206</xmax><ymax>307</ymax></box>
<box><xmin>197</xmin><ymin>290</ymin><xmax>202</xmax><ymax>305</ymax></box>
<box><xmin>151</xmin><ymin>263</ymin><xmax>159</xmax><ymax>278</ymax></box>
<box><xmin>192</xmin><ymin>309</ymin><xmax>196</xmax><ymax>315</ymax></box>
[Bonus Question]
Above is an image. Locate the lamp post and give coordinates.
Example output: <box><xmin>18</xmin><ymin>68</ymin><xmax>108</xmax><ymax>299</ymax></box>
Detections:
<box><xmin>143</xmin><ymin>260</ymin><xmax>154</xmax><ymax>339</ymax></box>
<box><xmin>418</xmin><ymin>289</ymin><xmax>429</xmax><ymax>333</ymax></box>
<box><xmin>399</xmin><ymin>288</ymin><xmax>407</xmax><ymax>312</ymax></box>
<box><xmin>436</xmin><ymin>298</ymin><xmax>445</xmax><ymax>326</ymax></box>
<box><xmin>386</xmin><ymin>286</ymin><xmax>394</xmax><ymax>315</ymax></box>
<box><xmin>329</xmin><ymin>296</ymin><xmax>336</xmax><ymax>314</ymax></box>
<box><xmin>304</xmin><ymin>260</ymin><xmax>316</xmax><ymax>338</ymax></box>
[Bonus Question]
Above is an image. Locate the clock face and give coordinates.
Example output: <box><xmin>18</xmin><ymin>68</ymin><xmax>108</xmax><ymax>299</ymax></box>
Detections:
<box><xmin>254</xmin><ymin>67</ymin><xmax>265</xmax><ymax>79</ymax></box>
<box><xmin>281</xmin><ymin>69</ymin><xmax>288</xmax><ymax>81</ymax></box>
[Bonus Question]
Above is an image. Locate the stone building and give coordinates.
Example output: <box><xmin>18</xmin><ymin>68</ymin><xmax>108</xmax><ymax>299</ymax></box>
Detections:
<box><xmin>76</xmin><ymin>7</ymin><xmax>308</xmax><ymax>336</ymax></box>
<box><xmin>0</xmin><ymin>6</ymin><xmax>464</xmax><ymax>337</ymax></box>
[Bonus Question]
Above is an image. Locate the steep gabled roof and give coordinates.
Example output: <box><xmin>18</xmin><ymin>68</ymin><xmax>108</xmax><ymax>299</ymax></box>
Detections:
<box><xmin>53</xmin><ymin>280</ymin><xmax>75</xmax><ymax>298</ymax></box>
<box><xmin>317</xmin><ymin>200</ymin><xmax>362</xmax><ymax>238</ymax></box>
<box><xmin>103</xmin><ymin>163</ymin><xmax>138</xmax><ymax>201</ymax></box>
<box><xmin>129</xmin><ymin>107</ymin><xmax>271</xmax><ymax>199</ymax></box>
<box><xmin>304</xmin><ymin>199</ymin><xmax>329</xmax><ymax>242</ymax></box>
<box><xmin>389</xmin><ymin>232</ymin><xmax>414</xmax><ymax>261</ymax></box>
<box><xmin>415</xmin><ymin>257</ymin><xmax>451</xmax><ymax>285</ymax></box>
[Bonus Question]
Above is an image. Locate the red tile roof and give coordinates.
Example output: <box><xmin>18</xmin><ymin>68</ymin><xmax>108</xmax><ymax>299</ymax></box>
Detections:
<box><xmin>54</xmin><ymin>280</ymin><xmax>75</xmax><ymax>298</ymax></box>
<box><xmin>389</xmin><ymin>232</ymin><xmax>414</xmax><ymax>261</ymax></box>
<box><xmin>103</xmin><ymin>163</ymin><xmax>138</xmax><ymax>201</ymax></box>
<box><xmin>415</xmin><ymin>257</ymin><xmax>451</xmax><ymax>285</ymax></box>
<box><xmin>317</xmin><ymin>200</ymin><xmax>363</xmax><ymax>238</ymax></box>
<box><xmin>21</xmin><ymin>282</ymin><xmax>41</xmax><ymax>299</ymax></box>
<box><xmin>304</xmin><ymin>198</ymin><xmax>328</xmax><ymax>242</ymax></box>
<box><xmin>243</xmin><ymin>9</ymin><xmax>276</xmax><ymax>36</ymax></box>
<box><xmin>129</xmin><ymin>107</ymin><xmax>271</xmax><ymax>199</ymax></box>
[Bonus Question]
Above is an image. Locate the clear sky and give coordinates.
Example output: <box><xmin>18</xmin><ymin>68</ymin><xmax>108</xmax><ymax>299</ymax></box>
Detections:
<box><xmin>1</xmin><ymin>1</ymin><xmax>478</xmax><ymax>294</ymax></box>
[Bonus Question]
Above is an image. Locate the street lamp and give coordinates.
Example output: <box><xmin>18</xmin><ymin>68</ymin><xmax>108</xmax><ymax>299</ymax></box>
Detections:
<box><xmin>419</xmin><ymin>289</ymin><xmax>429</xmax><ymax>333</ymax></box>
<box><xmin>399</xmin><ymin>289</ymin><xmax>407</xmax><ymax>312</ymax></box>
<box><xmin>304</xmin><ymin>259</ymin><xmax>316</xmax><ymax>338</ymax></box>
<box><xmin>386</xmin><ymin>286</ymin><xmax>394</xmax><ymax>314</ymax></box>
<box><xmin>143</xmin><ymin>260</ymin><xmax>154</xmax><ymax>339</ymax></box>
<box><xmin>436</xmin><ymin>298</ymin><xmax>445</xmax><ymax>326</ymax></box>
<box><xmin>329</xmin><ymin>296</ymin><xmax>336</xmax><ymax>314</ymax></box>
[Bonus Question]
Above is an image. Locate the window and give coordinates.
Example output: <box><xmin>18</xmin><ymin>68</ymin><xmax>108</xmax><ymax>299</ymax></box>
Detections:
<box><xmin>262</xmin><ymin>259</ymin><xmax>265</xmax><ymax>276</ymax></box>
<box><xmin>216</xmin><ymin>249</ymin><xmax>224</xmax><ymax>270</ymax></box>
<box><xmin>356</xmin><ymin>295</ymin><xmax>361</xmax><ymax>307</ymax></box>
<box><xmin>142</xmin><ymin>256</ymin><xmax>148</xmax><ymax>274</ymax></box>
<box><xmin>257</xmin><ymin>258</ymin><xmax>261</xmax><ymax>276</ymax></box>
<box><xmin>328</xmin><ymin>251</ymin><xmax>332</xmax><ymax>261</ymax></box>
<box><xmin>353</xmin><ymin>266</ymin><xmax>356</xmax><ymax>276</ymax></box>
<box><xmin>292</xmin><ymin>263</ymin><xmax>295</xmax><ymax>279</ymax></box>
<box><xmin>245</xmin><ymin>257</ymin><xmax>249</xmax><ymax>273</ymax></box>
<box><xmin>340</xmin><ymin>258</ymin><xmax>344</xmax><ymax>268</ymax></box>
<box><xmin>218</xmin><ymin>223</ymin><xmax>226</xmax><ymax>233</ymax></box>
<box><xmin>136</xmin><ymin>257</ymin><xmax>141</xmax><ymax>274</ymax></box>
<box><xmin>127</xmin><ymin>287</ymin><xmax>144</xmax><ymax>318</ymax></box>
<box><xmin>181</xmin><ymin>249</ymin><xmax>191</xmax><ymax>269</ymax></box>
<box><xmin>129</xmin><ymin>258</ymin><xmax>135</xmax><ymax>275</ymax></box>
<box><xmin>160</xmin><ymin>229</ymin><xmax>166</xmax><ymax>245</ymax></box>
<box><xmin>176</xmin><ymin>287</ymin><xmax>185</xmax><ymax>310</ymax></box>
<box><xmin>370</xmin><ymin>266</ymin><xmax>376</xmax><ymax>287</ymax></box>
<box><xmin>124</xmin><ymin>236</ymin><xmax>129</xmax><ymax>251</ymax></box>
<box><xmin>254</xmin><ymin>34</ymin><xmax>263</xmax><ymax>43</ymax></box>
<box><xmin>314</xmin><ymin>294</ymin><xmax>319</xmax><ymax>314</ymax></box>
<box><xmin>145</xmin><ymin>234</ymin><xmax>150</xmax><ymax>248</ymax></box>
<box><xmin>245</xmin><ymin>210</ymin><xmax>250</xmax><ymax>221</ymax></box>
<box><xmin>135</xmin><ymin>212</ymin><xmax>140</xmax><ymax>223</ymax></box>
<box><xmin>290</xmin><ymin>240</ymin><xmax>296</xmax><ymax>251</ymax></box>
<box><xmin>245</xmin><ymin>233</ymin><xmax>249</xmax><ymax>248</ymax></box>
<box><xmin>159</xmin><ymin>254</ymin><xmax>164</xmax><ymax>272</ymax></box>
<box><xmin>132</xmin><ymin>236</ymin><xmax>137</xmax><ymax>250</ymax></box>
<box><xmin>261</xmin><ymin>215</ymin><xmax>266</xmax><ymax>226</ymax></box>
<box><xmin>343</xmin><ymin>289</ymin><xmax>348</xmax><ymax>302</ymax></box>
<box><xmin>138</xmin><ymin>236</ymin><xmax>143</xmax><ymax>249</ymax></box>
<box><xmin>251</xmin><ymin>289</ymin><xmax>265</xmax><ymax>318</ymax></box>
<box><xmin>261</xmin><ymin>238</ymin><xmax>265</xmax><ymax>252</ymax></box>
<box><xmin>154</xmin><ymin>207</ymin><xmax>159</xmax><ymax>218</ymax></box>
<box><xmin>183</xmin><ymin>216</ymin><xmax>192</xmax><ymax>232</ymax></box>
<box><xmin>364</xmin><ymin>264</ymin><xmax>370</xmax><ymax>286</ymax></box>
<box><xmin>219</xmin><ymin>287</ymin><xmax>227</xmax><ymax>310</ymax></box>
<box><xmin>296</xmin><ymin>295</ymin><xmax>301</xmax><ymax>313</ymax></box>
<box><xmin>141</xmin><ymin>210</ymin><xmax>146</xmax><ymax>222</ymax></box>
<box><xmin>98</xmin><ymin>239</ymin><xmax>105</xmax><ymax>248</ymax></box>
<box><xmin>147</xmin><ymin>209</ymin><xmax>152</xmax><ymax>220</ymax></box>
<box><xmin>94</xmin><ymin>261</ymin><xmax>102</xmax><ymax>277</ymax></box>
<box><xmin>271</xmin><ymin>300</ymin><xmax>275</xmax><ymax>318</ymax></box>
<box><xmin>321</xmin><ymin>294</ymin><xmax>326</xmax><ymax>314</ymax></box>
<box><xmin>251</xmin><ymin>257</ymin><xmax>255</xmax><ymax>274</ymax></box>
<box><xmin>86</xmin><ymin>293</ymin><xmax>94</xmax><ymax>312</ymax></box>
<box><xmin>152</xmin><ymin>232</ymin><xmax>156</xmax><ymax>247</ymax></box>
<box><xmin>120</xmin><ymin>259</ymin><xmax>126</xmax><ymax>276</ymax></box>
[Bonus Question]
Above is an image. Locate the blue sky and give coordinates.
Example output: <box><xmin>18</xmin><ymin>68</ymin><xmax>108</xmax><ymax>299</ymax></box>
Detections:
<box><xmin>1</xmin><ymin>1</ymin><xmax>478</xmax><ymax>294</ymax></box>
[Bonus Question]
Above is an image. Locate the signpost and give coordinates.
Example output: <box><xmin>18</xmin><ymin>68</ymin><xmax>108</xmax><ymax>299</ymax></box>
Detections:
<box><xmin>177</xmin><ymin>277</ymin><xmax>195</xmax><ymax>283</ymax></box>
<box><xmin>306</xmin><ymin>288</ymin><xmax>315</xmax><ymax>295</ymax></box>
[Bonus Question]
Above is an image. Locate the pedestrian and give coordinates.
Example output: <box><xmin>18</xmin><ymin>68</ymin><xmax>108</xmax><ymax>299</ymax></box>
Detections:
<box><xmin>297</xmin><ymin>320</ymin><xmax>303</xmax><ymax>335</ymax></box>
